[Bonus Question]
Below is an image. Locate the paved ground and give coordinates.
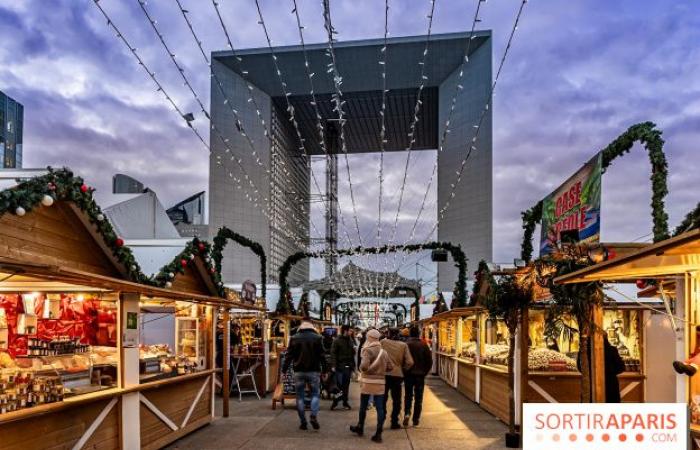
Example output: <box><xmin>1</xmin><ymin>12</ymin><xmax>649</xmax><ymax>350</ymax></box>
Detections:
<box><xmin>167</xmin><ymin>377</ymin><xmax>509</xmax><ymax>449</ymax></box>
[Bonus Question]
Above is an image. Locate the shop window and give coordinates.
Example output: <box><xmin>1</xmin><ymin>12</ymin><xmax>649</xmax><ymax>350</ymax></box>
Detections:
<box><xmin>459</xmin><ymin>315</ymin><xmax>479</xmax><ymax>362</ymax></box>
<box><xmin>0</xmin><ymin>292</ymin><xmax>118</xmax><ymax>415</ymax></box>
<box><xmin>528</xmin><ymin>309</ymin><xmax>579</xmax><ymax>372</ymax></box>
<box><xmin>480</xmin><ymin>316</ymin><xmax>510</xmax><ymax>368</ymax></box>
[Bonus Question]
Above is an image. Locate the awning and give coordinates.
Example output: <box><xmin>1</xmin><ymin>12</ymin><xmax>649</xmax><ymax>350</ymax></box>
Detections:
<box><xmin>555</xmin><ymin>229</ymin><xmax>700</xmax><ymax>284</ymax></box>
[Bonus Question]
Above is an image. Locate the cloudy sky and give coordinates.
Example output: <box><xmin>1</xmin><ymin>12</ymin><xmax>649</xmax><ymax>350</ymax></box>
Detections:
<box><xmin>1</xmin><ymin>0</ymin><xmax>698</xmax><ymax>288</ymax></box>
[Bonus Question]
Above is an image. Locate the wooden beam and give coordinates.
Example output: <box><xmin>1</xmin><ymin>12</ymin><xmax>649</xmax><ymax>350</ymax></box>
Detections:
<box><xmin>591</xmin><ymin>304</ymin><xmax>605</xmax><ymax>402</ymax></box>
<box><xmin>222</xmin><ymin>308</ymin><xmax>231</xmax><ymax>418</ymax></box>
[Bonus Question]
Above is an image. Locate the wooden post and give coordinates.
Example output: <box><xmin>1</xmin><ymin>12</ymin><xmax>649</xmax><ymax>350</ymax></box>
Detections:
<box><xmin>591</xmin><ymin>303</ymin><xmax>605</xmax><ymax>402</ymax></box>
<box><xmin>517</xmin><ymin>306</ymin><xmax>529</xmax><ymax>428</ymax></box>
<box><xmin>120</xmin><ymin>292</ymin><xmax>141</xmax><ymax>450</ymax></box>
<box><xmin>222</xmin><ymin>308</ymin><xmax>230</xmax><ymax>417</ymax></box>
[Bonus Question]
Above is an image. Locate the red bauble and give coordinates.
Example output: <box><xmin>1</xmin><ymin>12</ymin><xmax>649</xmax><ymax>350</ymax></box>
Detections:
<box><xmin>607</xmin><ymin>249</ymin><xmax>617</xmax><ymax>260</ymax></box>
<box><xmin>181</xmin><ymin>259</ymin><xmax>188</xmax><ymax>267</ymax></box>
<box><xmin>198</xmin><ymin>243</ymin><xmax>206</xmax><ymax>252</ymax></box>
<box><xmin>209</xmin><ymin>267</ymin><xmax>216</xmax><ymax>274</ymax></box>
<box><xmin>80</xmin><ymin>184</ymin><xmax>89</xmax><ymax>193</ymax></box>
<box><xmin>47</xmin><ymin>182</ymin><xmax>56</xmax><ymax>191</ymax></box>
<box><xmin>635</xmin><ymin>279</ymin><xmax>648</xmax><ymax>290</ymax></box>
<box><xmin>115</xmin><ymin>238</ymin><xmax>124</xmax><ymax>247</ymax></box>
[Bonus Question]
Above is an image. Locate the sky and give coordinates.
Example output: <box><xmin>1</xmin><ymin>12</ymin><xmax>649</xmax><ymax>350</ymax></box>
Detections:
<box><xmin>1</xmin><ymin>0</ymin><xmax>699</xmax><ymax>288</ymax></box>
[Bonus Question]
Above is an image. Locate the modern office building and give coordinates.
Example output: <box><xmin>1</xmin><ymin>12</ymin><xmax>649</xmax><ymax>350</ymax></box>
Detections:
<box><xmin>112</xmin><ymin>173</ymin><xmax>145</xmax><ymax>194</ymax></box>
<box><xmin>167</xmin><ymin>191</ymin><xmax>209</xmax><ymax>238</ymax></box>
<box><xmin>0</xmin><ymin>91</ymin><xmax>24</xmax><ymax>168</ymax></box>
<box><xmin>209</xmin><ymin>32</ymin><xmax>493</xmax><ymax>291</ymax></box>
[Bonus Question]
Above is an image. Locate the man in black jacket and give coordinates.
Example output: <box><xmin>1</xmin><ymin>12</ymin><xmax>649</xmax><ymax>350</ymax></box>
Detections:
<box><xmin>330</xmin><ymin>324</ymin><xmax>356</xmax><ymax>410</ymax></box>
<box><xmin>283</xmin><ymin>320</ymin><xmax>327</xmax><ymax>430</ymax></box>
<box><xmin>403</xmin><ymin>326</ymin><xmax>432</xmax><ymax>427</ymax></box>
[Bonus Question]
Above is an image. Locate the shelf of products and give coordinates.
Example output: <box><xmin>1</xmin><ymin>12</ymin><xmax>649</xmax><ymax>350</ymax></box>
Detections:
<box><xmin>139</xmin><ymin>302</ymin><xmax>211</xmax><ymax>384</ymax></box>
<box><xmin>0</xmin><ymin>293</ymin><xmax>119</xmax><ymax>415</ymax></box>
<box><xmin>603</xmin><ymin>309</ymin><xmax>641</xmax><ymax>373</ymax></box>
<box><xmin>438</xmin><ymin>320</ymin><xmax>456</xmax><ymax>355</ymax></box>
<box><xmin>458</xmin><ymin>315</ymin><xmax>479</xmax><ymax>362</ymax></box>
<box><xmin>480</xmin><ymin>317</ymin><xmax>510</xmax><ymax>368</ymax></box>
<box><xmin>528</xmin><ymin>310</ymin><xmax>579</xmax><ymax>372</ymax></box>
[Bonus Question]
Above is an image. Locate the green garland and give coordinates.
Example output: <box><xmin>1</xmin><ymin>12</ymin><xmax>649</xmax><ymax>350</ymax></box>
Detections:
<box><xmin>211</xmin><ymin>226</ymin><xmax>267</xmax><ymax>298</ymax></box>
<box><xmin>0</xmin><ymin>168</ymin><xmax>224</xmax><ymax>296</ymax></box>
<box><xmin>520</xmin><ymin>122</ymin><xmax>669</xmax><ymax>262</ymax></box>
<box><xmin>151</xmin><ymin>237</ymin><xmax>225</xmax><ymax>297</ymax></box>
<box><xmin>277</xmin><ymin>241</ymin><xmax>468</xmax><ymax>312</ymax></box>
<box><xmin>674</xmin><ymin>202</ymin><xmax>700</xmax><ymax>236</ymax></box>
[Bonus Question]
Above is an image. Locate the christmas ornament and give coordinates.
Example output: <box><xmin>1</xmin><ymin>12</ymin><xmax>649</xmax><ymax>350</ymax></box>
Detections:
<box><xmin>41</xmin><ymin>195</ymin><xmax>54</xmax><ymax>207</ymax></box>
<box><xmin>168</xmin><ymin>272</ymin><xmax>174</xmax><ymax>279</ymax></box>
<box><xmin>115</xmin><ymin>238</ymin><xmax>124</xmax><ymax>247</ymax></box>
<box><xmin>80</xmin><ymin>184</ymin><xmax>89</xmax><ymax>193</ymax></box>
<box><xmin>188</xmin><ymin>253</ymin><xmax>195</xmax><ymax>260</ymax></box>
<box><xmin>198</xmin><ymin>243</ymin><xmax>205</xmax><ymax>252</ymax></box>
<box><xmin>15</xmin><ymin>206</ymin><xmax>26</xmax><ymax>216</ymax></box>
<box><xmin>181</xmin><ymin>259</ymin><xmax>188</xmax><ymax>267</ymax></box>
<box><xmin>635</xmin><ymin>279</ymin><xmax>648</xmax><ymax>290</ymax></box>
<box><xmin>96</xmin><ymin>213</ymin><xmax>105</xmax><ymax>221</ymax></box>
<box><xmin>165</xmin><ymin>281</ymin><xmax>172</xmax><ymax>288</ymax></box>
<box><xmin>47</xmin><ymin>182</ymin><xmax>56</xmax><ymax>191</ymax></box>
<box><xmin>210</xmin><ymin>267</ymin><xmax>215</xmax><ymax>274</ymax></box>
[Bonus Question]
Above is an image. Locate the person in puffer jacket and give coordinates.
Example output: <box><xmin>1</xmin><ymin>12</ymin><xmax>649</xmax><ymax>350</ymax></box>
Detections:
<box><xmin>350</xmin><ymin>329</ymin><xmax>393</xmax><ymax>443</ymax></box>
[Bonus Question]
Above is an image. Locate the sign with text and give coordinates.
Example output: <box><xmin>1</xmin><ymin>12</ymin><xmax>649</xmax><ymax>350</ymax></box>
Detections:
<box><xmin>523</xmin><ymin>403</ymin><xmax>687</xmax><ymax>450</ymax></box>
<box><xmin>540</xmin><ymin>152</ymin><xmax>602</xmax><ymax>256</ymax></box>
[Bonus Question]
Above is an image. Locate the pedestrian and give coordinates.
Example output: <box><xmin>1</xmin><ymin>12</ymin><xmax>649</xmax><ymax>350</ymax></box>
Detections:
<box><xmin>381</xmin><ymin>327</ymin><xmax>414</xmax><ymax>429</ymax></box>
<box><xmin>350</xmin><ymin>329</ymin><xmax>393</xmax><ymax>443</ymax></box>
<box><xmin>403</xmin><ymin>325</ymin><xmax>432</xmax><ymax>427</ymax></box>
<box><xmin>282</xmin><ymin>320</ymin><xmax>326</xmax><ymax>431</ymax></box>
<box><xmin>330</xmin><ymin>324</ymin><xmax>355</xmax><ymax>410</ymax></box>
<box><xmin>604</xmin><ymin>336</ymin><xmax>625</xmax><ymax>402</ymax></box>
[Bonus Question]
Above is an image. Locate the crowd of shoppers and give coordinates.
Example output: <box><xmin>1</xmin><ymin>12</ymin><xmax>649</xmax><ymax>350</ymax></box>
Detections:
<box><xmin>283</xmin><ymin>321</ymin><xmax>433</xmax><ymax>444</ymax></box>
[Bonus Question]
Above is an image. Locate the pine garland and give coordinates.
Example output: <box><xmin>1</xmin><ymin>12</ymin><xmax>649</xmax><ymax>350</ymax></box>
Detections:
<box><xmin>0</xmin><ymin>167</ymin><xmax>224</xmax><ymax>296</ymax></box>
<box><xmin>211</xmin><ymin>226</ymin><xmax>267</xmax><ymax>298</ymax></box>
<box><xmin>520</xmin><ymin>122</ymin><xmax>670</xmax><ymax>262</ymax></box>
<box><xmin>277</xmin><ymin>241</ymin><xmax>468</xmax><ymax>312</ymax></box>
<box><xmin>674</xmin><ymin>202</ymin><xmax>700</xmax><ymax>236</ymax></box>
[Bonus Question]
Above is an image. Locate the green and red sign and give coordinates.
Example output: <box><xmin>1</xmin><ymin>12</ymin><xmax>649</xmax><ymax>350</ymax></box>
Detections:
<box><xmin>540</xmin><ymin>153</ymin><xmax>602</xmax><ymax>255</ymax></box>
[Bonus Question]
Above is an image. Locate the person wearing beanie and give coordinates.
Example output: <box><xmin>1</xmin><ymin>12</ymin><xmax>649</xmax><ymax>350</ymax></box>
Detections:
<box><xmin>283</xmin><ymin>320</ymin><xmax>326</xmax><ymax>431</ymax></box>
<box><xmin>350</xmin><ymin>328</ymin><xmax>393</xmax><ymax>443</ymax></box>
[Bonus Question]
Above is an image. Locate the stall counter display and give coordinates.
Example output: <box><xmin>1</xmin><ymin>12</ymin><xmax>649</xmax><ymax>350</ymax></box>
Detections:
<box><xmin>0</xmin><ymin>293</ymin><xmax>119</xmax><ymax>415</ymax></box>
<box><xmin>528</xmin><ymin>310</ymin><xmax>579</xmax><ymax>372</ymax></box>
<box><xmin>458</xmin><ymin>316</ymin><xmax>478</xmax><ymax>362</ymax></box>
<box><xmin>139</xmin><ymin>303</ymin><xmax>212</xmax><ymax>383</ymax></box>
<box><xmin>480</xmin><ymin>317</ymin><xmax>510</xmax><ymax>368</ymax></box>
<box><xmin>438</xmin><ymin>319</ymin><xmax>456</xmax><ymax>355</ymax></box>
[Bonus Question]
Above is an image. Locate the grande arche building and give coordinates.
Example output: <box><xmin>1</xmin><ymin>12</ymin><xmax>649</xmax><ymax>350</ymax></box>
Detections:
<box><xmin>208</xmin><ymin>31</ymin><xmax>493</xmax><ymax>292</ymax></box>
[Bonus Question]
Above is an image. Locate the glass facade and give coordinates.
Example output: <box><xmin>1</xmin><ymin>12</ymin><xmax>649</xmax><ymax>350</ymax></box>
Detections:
<box><xmin>0</xmin><ymin>91</ymin><xmax>23</xmax><ymax>168</ymax></box>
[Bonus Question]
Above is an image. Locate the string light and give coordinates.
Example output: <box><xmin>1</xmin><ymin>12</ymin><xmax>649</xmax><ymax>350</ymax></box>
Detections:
<box><xmin>93</xmin><ymin>0</ymin><xmax>311</xmax><ymax>250</ymax></box>
<box><xmin>322</xmin><ymin>0</ymin><xmax>364</xmax><ymax>248</ymax></box>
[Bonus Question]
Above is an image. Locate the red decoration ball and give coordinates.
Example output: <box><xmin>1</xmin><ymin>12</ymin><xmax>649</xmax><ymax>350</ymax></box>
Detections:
<box><xmin>181</xmin><ymin>259</ymin><xmax>188</xmax><ymax>267</ymax></box>
<box><xmin>210</xmin><ymin>267</ymin><xmax>216</xmax><ymax>274</ymax></box>
<box><xmin>198</xmin><ymin>243</ymin><xmax>206</xmax><ymax>252</ymax></box>
<box><xmin>80</xmin><ymin>184</ymin><xmax>89</xmax><ymax>193</ymax></box>
<box><xmin>48</xmin><ymin>182</ymin><xmax>56</xmax><ymax>191</ymax></box>
<box><xmin>635</xmin><ymin>279</ymin><xmax>648</xmax><ymax>290</ymax></box>
<box><xmin>115</xmin><ymin>238</ymin><xmax>124</xmax><ymax>247</ymax></box>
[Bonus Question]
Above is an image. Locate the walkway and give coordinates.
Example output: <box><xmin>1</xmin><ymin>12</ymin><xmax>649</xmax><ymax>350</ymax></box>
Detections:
<box><xmin>166</xmin><ymin>377</ymin><xmax>509</xmax><ymax>449</ymax></box>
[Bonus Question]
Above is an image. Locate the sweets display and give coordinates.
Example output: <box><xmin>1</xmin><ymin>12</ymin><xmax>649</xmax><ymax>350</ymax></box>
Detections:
<box><xmin>528</xmin><ymin>348</ymin><xmax>578</xmax><ymax>371</ymax></box>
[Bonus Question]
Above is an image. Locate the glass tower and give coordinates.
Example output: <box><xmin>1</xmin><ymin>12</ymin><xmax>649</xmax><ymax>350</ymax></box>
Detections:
<box><xmin>0</xmin><ymin>91</ymin><xmax>23</xmax><ymax>168</ymax></box>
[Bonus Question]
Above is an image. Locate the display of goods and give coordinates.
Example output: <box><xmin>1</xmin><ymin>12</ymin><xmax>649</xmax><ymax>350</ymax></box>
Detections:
<box><xmin>0</xmin><ymin>353</ymin><xmax>16</xmax><ymax>369</ymax></box>
<box><xmin>528</xmin><ymin>348</ymin><xmax>578</xmax><ymax>371</ymax></box>
<box><xmin>482</xmin><ymin>344</ymin><xmax>510</xmax><ymax>367</ymax></box>
<box><xmin>623</xmin><ymin>357</ymin><xmax>640</xmax><ymax>373</ymax></box>
<box><xmin>460</xmin><ymin>342</ymin><xmax>477</xmax><ymax>359</ymax></box>
<box><xmin>0</xmin><ymin>369</ymin><xmax>64</xmax><ymax>414</ymax></box>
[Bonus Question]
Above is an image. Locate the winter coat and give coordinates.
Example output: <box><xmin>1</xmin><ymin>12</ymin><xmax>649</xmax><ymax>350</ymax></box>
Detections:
<box><xmin>604</xmin><ymin>339</ymin><xmax>626</xmax><ymax>403</ymax></box>
<box><xmin>359</xmin><ymin>341</ymin><xmax>393</xmax><ymax>395</ymax></box>
<box><xmin>381</xmin><ymin>338</ymin><xmax>414</xmax><ymax>378</ymax></box>
<box><xmin>283</xmin><ymin>328</ymin><xmax>327</xmax><ymax>373</ymax></box>
<box><xmin>405</xmin><ymin>337</ymin><xmax>433</xmax><ymax>377</ymax></box>
<box><xmin>330</xmin><ymin>334</ymin><xmax>356</xmax><ymax>369</ymax></box>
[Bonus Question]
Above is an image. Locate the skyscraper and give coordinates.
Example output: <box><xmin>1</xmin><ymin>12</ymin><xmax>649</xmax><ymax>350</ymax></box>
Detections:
<box><xmin>0</xmin><ymin>91</ymin><xmax>23</xmax><ymax>169</ymax></box>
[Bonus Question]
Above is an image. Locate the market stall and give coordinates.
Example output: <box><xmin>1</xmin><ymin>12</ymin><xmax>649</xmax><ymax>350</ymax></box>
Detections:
<box><xmin>0</xmin><ymin>172</ymin><xmax>254</xmax><ymax>449</ymax></box>
<box><xmin>555</xmin><ymin>229</ymin><xmax>699</xmax><ymax>444</ymax></box>
<box><xmin>525</xmin><ymin>304</ymin><xmax>646</xmax><ymax>404</ymax></box>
